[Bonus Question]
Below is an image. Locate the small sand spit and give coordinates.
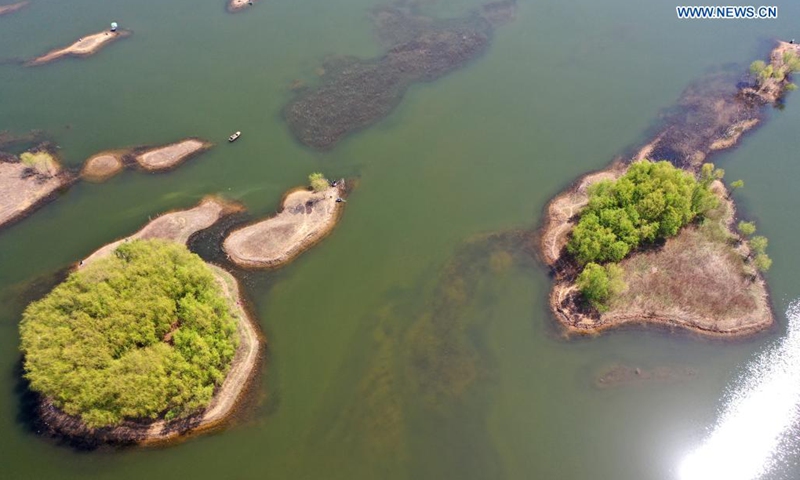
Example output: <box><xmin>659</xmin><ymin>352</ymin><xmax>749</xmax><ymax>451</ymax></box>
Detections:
<box><xmin>42</xmin><ymin>198</ymin><xmax>261</xmax><ymax>445</ymax></box>
<box><xmin>0</xmin><ymin>152</ymin><xmax>69</xmax><ymax>230</ymax></box>
<box><xmin>81</xmin><ymin>197</ymin><xmax>242</xmax><ymax>268</ymax></box>
<box><xmin>224</xmin><ymin>182</ymin><xmax>346</xmax><ymax>268</ymax></box>
<box><xmin>27</xmin><ymin>29</ymin><xmax>131</xmax><ymax>66</ymax></box>
<box><xmin>134</xmin><ymin>139</ymin><xmax>212</xmax><ymax>172</ymax></box>
<box><xmin>81</xmin><ymin>152</ymin><xmax>125</xmax><ymax>182</ymax></box>
<box><xmin>0</xmin><ymin>1</ymin><xmax>28</xmax><ymax>17</ymax></box>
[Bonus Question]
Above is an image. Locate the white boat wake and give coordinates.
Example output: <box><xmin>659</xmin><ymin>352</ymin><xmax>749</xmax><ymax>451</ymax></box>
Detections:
<box><xmin>679</xmin><ymin>302</ymin><xmax>800</xmax><ymax>480</ymax></box>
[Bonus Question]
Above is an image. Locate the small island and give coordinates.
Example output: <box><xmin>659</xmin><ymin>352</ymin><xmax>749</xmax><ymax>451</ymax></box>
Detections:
<box><xmin>0</xmin><ymin>1</ymin><xmax>28</xmax><ymax>17</ymax></box>
<box><xmin>81</xmin><ymin>137</ymin><xmax>213</xmax><ymax>181</ymax></box>
<box><xmin>0</xmin><ymin>148</ymin><xmax>71</xmax><ymax>230</ymax></box>
<box><xmin>22</xmin><ymin>199</ymin><xmax>260</xmax><ymax>444</ymax></box>
<box><xmin>134</xmin><ymin>138</ymin><xmax>212</xmax><ymax>172</ymax></box>
<box><xmin>26</xmin><ymin>29</ymin><xmax>131</xmax><ymax>67</ymax></box>
<box><xmin>227</xmin><ymin>0</ymin><xmax>254</xmax><ymax>13</ymax></box>
<box><xmin>80</xmin><ymin>151</ymin><xmax>126</xmax><ymax>182</ymax></box>
<box><xmin>223</xmin><ymin>174</ymin><xmax>346</xmax><ymax>268</ymax></box>
<box><xmin>539</xmin><ymin>42</ymin><xmax>800</xmax><ymax>338</ymax></box>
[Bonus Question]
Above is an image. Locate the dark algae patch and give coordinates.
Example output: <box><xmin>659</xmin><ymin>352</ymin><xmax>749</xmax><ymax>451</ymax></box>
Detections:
<box><xmin>283</xmin><ymin>0</ymin><xmax>517</xmax><ymax>150</ymax></box>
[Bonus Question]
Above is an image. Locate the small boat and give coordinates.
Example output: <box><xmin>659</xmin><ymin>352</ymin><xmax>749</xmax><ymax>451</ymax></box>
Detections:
<box><xmin>228</xmin><ymin>131</ymin><xmax>241</xmax><ymax>142</ymax></box>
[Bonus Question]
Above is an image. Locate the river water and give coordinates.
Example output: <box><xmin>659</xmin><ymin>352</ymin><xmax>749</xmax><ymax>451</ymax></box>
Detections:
<box><xmin>2</xmin><ymin>0</ymin><xmax>800</xmax><ymax>479</ymax></box>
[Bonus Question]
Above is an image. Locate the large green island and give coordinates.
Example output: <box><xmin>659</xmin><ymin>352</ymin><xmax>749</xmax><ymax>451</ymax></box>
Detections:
<box><xmin>20</xmin><ymin>236</ymin><xmax>259</xmax><ymax>445</ymax></box>
<box><xmin>539</xmin><ymin>41</ymin><xmax>800</xmax><ymax>337</ymax></box>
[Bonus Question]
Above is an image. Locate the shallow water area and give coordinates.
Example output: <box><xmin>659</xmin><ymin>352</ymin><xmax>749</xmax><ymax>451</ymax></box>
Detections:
<box><xmin>3</xmin><ymin>0</ymin><xmax>800</xmax><ymax>479</ymax></box>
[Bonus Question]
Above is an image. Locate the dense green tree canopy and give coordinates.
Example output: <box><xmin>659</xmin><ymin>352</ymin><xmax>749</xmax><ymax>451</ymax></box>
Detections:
<box><xmin>19</xmin><ymin>240</ymin><xmax>239</xmax><ymax>428</ymax></box>
<box><xmin>567</xmin><ymin>160</ymin><xmax>717</xmax><ymax>265</ymax></box>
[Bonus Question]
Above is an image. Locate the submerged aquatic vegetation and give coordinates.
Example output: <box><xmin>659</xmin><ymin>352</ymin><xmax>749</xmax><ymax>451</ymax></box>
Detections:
<box><xmin>283</xmin><ymin>1</ymin><xmax>516</xmax><ymax>149</ymax></box>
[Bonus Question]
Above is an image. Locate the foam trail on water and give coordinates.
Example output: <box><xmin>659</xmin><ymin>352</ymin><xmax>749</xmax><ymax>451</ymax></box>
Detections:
<box><xmin>679</xmin><ymin>302</ymin><xmax>800</xmax><ymax>480</ymax></box>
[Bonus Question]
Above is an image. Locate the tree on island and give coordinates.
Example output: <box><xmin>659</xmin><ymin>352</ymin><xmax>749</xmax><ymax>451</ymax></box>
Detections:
<box><xmin>568</xmin><ymin>160</ymin><xmax>718</xmax><ymax>266</ymax></box>
<box><xmin>576</xmin><ymin>262</ymin><xmax>625</xmax><ymax>312</ymax></box>
<box><xmin>19</xmin><ymin>240</ymin><xmax>239</xmax><ymax>428</ymax></box>
<box><xmin>568</xmin><ymin>160</ymin><xmax>724</xmax><ymax>311</ymax></box>
<box><xmin>309</xmin><ymin>172</ymin><xmax>329</xmax><ymax>192</ymax></box>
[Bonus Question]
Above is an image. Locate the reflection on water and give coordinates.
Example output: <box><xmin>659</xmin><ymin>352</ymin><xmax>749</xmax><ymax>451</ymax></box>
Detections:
<box><xmin>679</xmin><ymin>302</ymin><xmax>800</xmax><ymax>480</ymax></box>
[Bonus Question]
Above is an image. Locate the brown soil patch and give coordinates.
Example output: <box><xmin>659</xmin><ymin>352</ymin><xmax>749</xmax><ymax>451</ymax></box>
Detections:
<box><xmin>0</xmin><ymin>152</ymin><xmax>69</xmax><ymax>230</ymax></box>
<box><xmin>0</xmin><ymin>1</ymin><xmax>28</xmax><ymax>17</ymax></box>
<box><xmin>223</xmin><ymin>183</ymin><xmax>345</xmax><ymax>268</ymax></box>
<box><xmin>80</xmin><ymin>151</ymin><xmax>125</xmax><ymax>182</ymax></box>
<box><xmin>81</xmin><ymin>197</ymin><xmax>243</xmax><ymax>268</ymax></box>
<box><xmin>594</xmin><ymin>364</ymin><xmax>698</xmax><ymax>389</ymax></box>
<box><xmin>26</xmin><ymin>30</ymin><xmax>131</xmax><ymax>67</ymax></box>
<box><xmin>134</xmin><ymin>138</ymin><xmax>212</xmax><ymax>172</ymax></box>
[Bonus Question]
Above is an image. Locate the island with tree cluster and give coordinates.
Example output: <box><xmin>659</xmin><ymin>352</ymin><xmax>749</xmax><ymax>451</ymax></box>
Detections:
<box><xmin>539</xmin><ymin>41</ymin><xmax>800</xmax><ymax>337</ymax></box>
<box><xmin>20</xmin><ymin>198</ymin><xmax>261</xmax><ymax>445</ymax></box>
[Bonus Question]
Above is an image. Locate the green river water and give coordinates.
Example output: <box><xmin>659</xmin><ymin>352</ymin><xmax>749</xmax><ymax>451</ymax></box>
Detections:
<box><xmin>2</xmin><ymin>0</ymin><xmax>800</xmax><ymax>479</ymax></box>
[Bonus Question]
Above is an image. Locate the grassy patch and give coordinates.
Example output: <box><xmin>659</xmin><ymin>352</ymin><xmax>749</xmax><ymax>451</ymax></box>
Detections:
<box><xmin>607</xmin><ymin>188</ymin><xmax>762</xmax><ymax>321</ymax></box>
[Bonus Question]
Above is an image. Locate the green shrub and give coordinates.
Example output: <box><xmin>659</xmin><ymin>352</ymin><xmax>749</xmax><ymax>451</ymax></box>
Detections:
<box><xmin>567</xmin><ymin>160</ymin><xmax>716</xmax><ymax>265</ymax></box>
<box><xmin>309</xmin><ymin>172</ymin><xmax>329</xmax><ymax>192</ymax></box>
<box><xmin>577</xmin><ymin>262</ymin><xmax>625</xmax><ymax>312</ymax></box>
<box><xmin>754</xmin><ymin>253</ymin><xmax>772</xmax><ymax>272</ymax></box>
<box><xmin>19</xmin><ymin>240</ymin><xmax>239</xmax><ymax>428</ymax></box>
<box><xmin>737</xmin><ymin>221</ymin><xmax>756</xmax><ymax>237</ymax></box>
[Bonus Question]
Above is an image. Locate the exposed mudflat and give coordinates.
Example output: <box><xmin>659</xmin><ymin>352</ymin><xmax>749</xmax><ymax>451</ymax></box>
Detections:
<box><xmin>134</xmin><ymin>138</ymin><xmax>211</xmax><ymax>172</ymax></box>
<box><xmin>0</xmin><ymin>151</ymin><xmax>68</xmax><ymax>230</ymax></box>
<box><xmin>27</xmin><ymin>30</ymin><xmax>130</xmax><ymax>66</ymax></box>
<box><xmin>223</xmin><ymin>183</ymin><xmax>345</xmax><ymax>268</ymax></box>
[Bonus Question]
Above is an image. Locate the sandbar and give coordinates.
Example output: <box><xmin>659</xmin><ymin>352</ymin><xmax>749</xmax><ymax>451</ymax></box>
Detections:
<box><xmin>0</xmin><ymin>150</ymin><xmax>70</xmax><ymax>230</ymax></box>
<box><xmin>134</xmin><ymin>138</ymin><xmax>212</xmax><ymax>172</ymax></box>
<box><xmin>27</xmin><ymin>29</ymin><xmax>131</xmax><ymax>67</ymax></box>
<box><xmin>223</xmin><ymin>182</ymin><xmax>345</xmax><ymax>268</ymax></box>
<box><xmin>0</xmin><ymin>1</ymin><xmax>28</xmax><ymax>17</ymax></box>
<box><xmin>80</xmin><ymin>151</ymin><xmax>125</xmax><ymax>182</ymax></box>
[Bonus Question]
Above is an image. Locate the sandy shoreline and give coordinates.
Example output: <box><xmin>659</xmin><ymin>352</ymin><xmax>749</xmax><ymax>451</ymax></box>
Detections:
<box><xmin>223</xmin><ymin>182</ymin><xmax>346</xmax><ymax>268</ymax></box>
<box><xmin>536</xmin><ymin>42</ymin><xmax>798</xmax><ymax>338</ymax></box>
<box><xmin>0</xmin><ymin>150</ymin><xmax>71</xmax><ymax>231</ymax></box>
<box><xmin>27</xmin><ymin>29</ymin><xmax>131</xmax><ymax>67</ymax></box>
<box><xmin>37</xmin><ymin>197</ymin><xmax>262</xmax><ymax>445</ymax></box>
<box><xmin>0</xmin><ymin>1</ymin><xmax>28</xmax><ymax>17</ymax></box>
